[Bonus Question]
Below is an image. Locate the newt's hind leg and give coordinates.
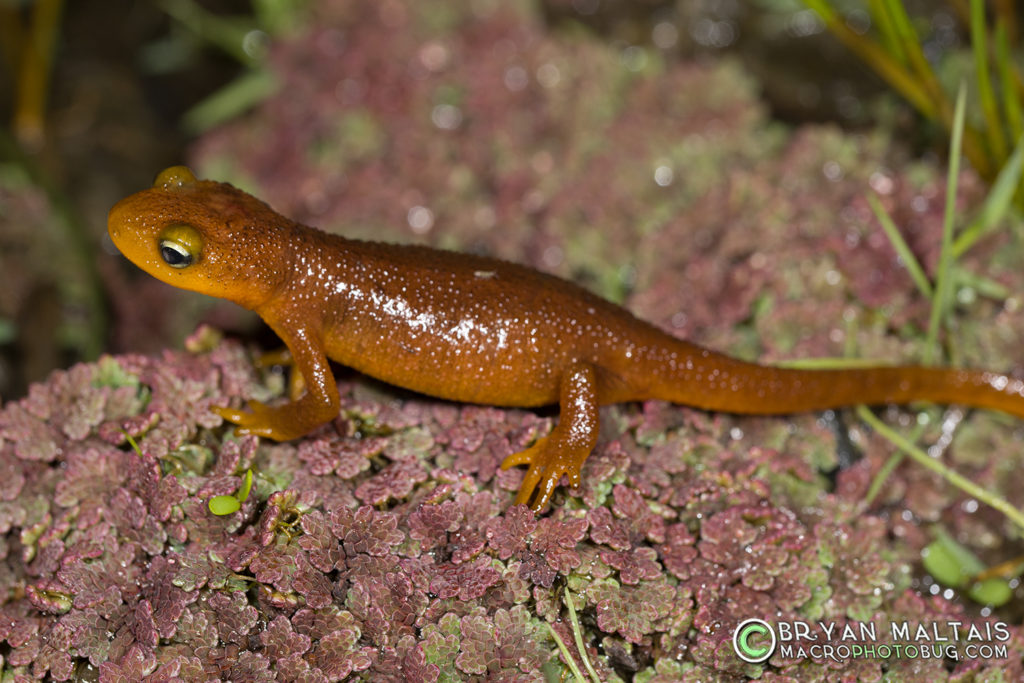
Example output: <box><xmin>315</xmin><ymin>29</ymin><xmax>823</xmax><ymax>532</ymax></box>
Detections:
<box><xmin>501</xmin><ymin>362</ymin><xmax>600</xmax><ymax>512</ymax></box>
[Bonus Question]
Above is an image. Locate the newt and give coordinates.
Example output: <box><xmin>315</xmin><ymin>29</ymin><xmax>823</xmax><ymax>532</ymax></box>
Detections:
<box><xmin>108</xmin><ymin>166</ymin><xmax>1024</xmax><ymax>511</ymax></box>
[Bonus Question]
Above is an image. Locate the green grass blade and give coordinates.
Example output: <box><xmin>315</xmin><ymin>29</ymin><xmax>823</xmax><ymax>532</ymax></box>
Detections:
<box><xmin>995</xmin><ymin>21</ymin><xmax>1024</xmax><ymax>143</ymax></box>
<box><xmin>802</xmin><ymin>0</ymin><xmax>936</xmax><ymax>118</ymax></box>
<box><xmin>864</xmin><ymin>451</ymin><xmax>904</xmax><ymax>504</ymax></box>
<box><xmin>954</xmin><ymin>265</ymin><xmax>1010</xmax><ymax>300</ymax></box>
<box><xmin>545</xmin><ymin>625</ymin><xmax>585</xmax><ymax>683</ymax></box>
<box><xmin>866</xmin><ymin>192</ymin><xmax>933</xmax><ymax>298</ymax></box>
<box><xmin>182</xmin><ymin>69</ymin><xmax>278</xmax><ymax>134</ymax></box>
<box><xmin>564</xmin><ymin>590</ymin><xmax>601</xmax><ymax>683</ymax></box>
<box><xmin>952</xmin><ymin>132</ymin><xmax>1024</xmax><ymax>258</ymax></box>
<box><xmin>971</xmin><ymin>0</ymin><xmax>1008</xmax><ymax>162</ymax></box>
<box><xmin>868</xmin><ymin>0</ymin><xmax>907</xmax><ymax>65</ymax></box>
<box><xmin>881</xmin><ymin>0</ymin><xmax>944</xmax><ymax>104</ymax></box>
<box><xmin>158</xmin><ymin>0</ymin><xmax>259</xmax><ymax>65</ymax></box>
<box><xmin>856</xmin><ymin>406</ymin><xmax>1024</xmax><ymax>531</ymax></box>
<box><xmin>925</xmin><ymin>82</ymin><xmax>967</xmax><ymax>365</ymax></box>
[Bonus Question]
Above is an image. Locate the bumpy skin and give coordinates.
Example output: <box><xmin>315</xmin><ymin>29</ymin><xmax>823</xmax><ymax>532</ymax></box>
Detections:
<box><xmin>109</xmin><ymin>167</ymin><xmax>1024</xmax><ymax>511</ymax></box>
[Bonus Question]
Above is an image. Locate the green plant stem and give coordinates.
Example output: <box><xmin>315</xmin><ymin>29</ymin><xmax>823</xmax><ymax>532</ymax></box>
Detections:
<box><xmin>565</xmin><ymin>590</ymin><xmax>601</xmax><ymax>683</ymax></box>
<box><xmin>857</xmin><ymin>406</ymin><xmax>1024</xmax><ymax>531</ymax></box>
<box><xmin>971</xmin><ymin>0</ymin><xmax>1007</xmax><ymax>162</ymax></box>
<box><xmin>546</xmin><ymin>624</ymin><xmax>585</xmax><ymax>682</ymax></box>
<box><xmin>995</xmin><ymin>22</ymin><xmax>1024</xmax><ymax>144</ymax></box>
<box><xmin>866</xmin><ymin>192</ymin><xmax>933</xmax><ymax>299</ymax></box>
<box><xmin>925</xmin><ymin>83</ymin><xmax>966</xmax><ymax>365</ymax></box>
<box><xmin>804</xmin><ymin>0</ymin><xmax>991</xmax><ymax>180</ymax></box>
<box><xmin>952</xmin><ymin>132</ymin><xmax>1024</xmax><ymax>258</ymax></box>
<box><xmin>803</xmin><ymin>0</ymin><xmax>935</xmax><ymax>118</ymax></box>
<box><xmin>877</xmin><ymin>0</ymin><xmax>947</xmax><ymax>109</ymax></box>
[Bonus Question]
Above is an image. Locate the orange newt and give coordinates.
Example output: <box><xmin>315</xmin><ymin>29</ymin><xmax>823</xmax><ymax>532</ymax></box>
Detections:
<box><xmin>108</xmin><ymin>166</ymin><xmax>1024</xmax><ymax>511</ymax></box>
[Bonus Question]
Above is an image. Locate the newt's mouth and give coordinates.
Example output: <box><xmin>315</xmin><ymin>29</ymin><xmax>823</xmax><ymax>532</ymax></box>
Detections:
<box><xmin>107</xmin><ymin>196</ymin><xmax>133</xmax><ymax>244</ymax></box>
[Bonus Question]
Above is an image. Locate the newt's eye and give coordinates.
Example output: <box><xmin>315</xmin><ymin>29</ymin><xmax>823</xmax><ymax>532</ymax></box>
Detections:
<box><xmin>154</xmin><ymin>166</ymin><xmax>197</xmax><ymax>188</ymax></box>
<box><xmin>158</xmin><ymin>224</ymin><xmax>203</xmax><ymax>269</ymax></box>
<box><xmin>160</xmin><ymin>241</ymin><xmax>192</xmax><ymax>268</ymax></box>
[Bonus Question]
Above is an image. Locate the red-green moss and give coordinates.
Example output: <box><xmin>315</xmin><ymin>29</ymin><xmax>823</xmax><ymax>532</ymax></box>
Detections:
<box><xmin>5</xmin><ymin>0</ymin><xmax>1024</xmax><ymax>679</ymax></box>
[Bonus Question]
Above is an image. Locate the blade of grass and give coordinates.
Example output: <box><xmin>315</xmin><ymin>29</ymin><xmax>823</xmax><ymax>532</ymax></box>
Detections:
<box><xmin>182</xmin><ymin>69</ymin><xmax>278</xmax><ymax>134</ymax></box>
<box><xmin>564</xmin><ymin>590</ymin><xmax>601</xmax><ymax>683</ymax></box>
<box><xmin>925</xmin><ymin>82</ymin><xmax>967</xmax><ymax>365</ymax></box>
<box><xmin>971</xmin><ymin>0</ymin><xmax>1008</xmax><ymax>162</ymax></box>
<box><xmin>866</xmin><ymin>192</ymin><xmax>934</xmax><ymax>298</ymax></box>
<box><xmin>13</xmin><ymin>0</ymin><xmax>63</xmax><ymax>148</ymax></box>
<box><xmin>992</xmin><ymin>0</ymin><xmax>1017</xmax><ymax>43</ymax></box>
<box><xmin>158</xmin><ymin>0</ymin><xmax>259</xmax><ymax>65</ymax></box>
<box><xmin>995</xmin><ymin>22</ymin><xmax>1023</xmax><ymax>143</ymax></box>
<box><xmin>546</xmin><ymin>625</ymin><xmax>586</xmax><ymax>683</ymax></box>
<box><xmin>888</xmin><ymin>0</ymin><xmax>980</xmax><ymax>157</ymax></box>
<box><xmin>868</xmin><ymin>0</ymin><xmax>908</xmax><ymax>65</ymax></box>
<box><xmin>864</xmin><ymin>418</ymin><xmax>928</xmax><ymax>505</ymax></box>
<box><xmin>953</xmin><ymin>266</ymin><xmax>1010</xmax><ymax>300</ymax></box>
<box><xmin>952</xmin><ymin>132</ymin><xmax>1024</xmax><ymax>258</ymax></box>
<box><xmin>856</xmin><ymin>406</ymin><xmax>1024</xmax><ymax>531</ymax></box>
<box><xmin>881</xmin><ymin>0</ymin><xmax>989</xmax><ymax>180</ymax></box>
<box><xmin>880</xmin><ymin>0</ymin><xmax>944</xmax><ymax>103</ymax></box>
<box><xmin>803</xmin><ymin>0</ymin><xmax>990</xmax><ymax>179</ymax></box>
<box><xmin>864</xmin><ymin>451</ymin><xmax>904</xmax><ymax>505</ymax></box>
<box><xmin>802</xmin><ymin>0</ymin><xmax>936</xmax><ymax>118</ymax></box>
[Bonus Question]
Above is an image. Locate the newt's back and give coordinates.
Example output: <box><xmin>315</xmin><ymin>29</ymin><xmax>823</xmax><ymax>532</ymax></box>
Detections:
<box><xmin>310</xmin><ymin>237</ymin><xmax>676</xmax><ymax>407</ymax></box>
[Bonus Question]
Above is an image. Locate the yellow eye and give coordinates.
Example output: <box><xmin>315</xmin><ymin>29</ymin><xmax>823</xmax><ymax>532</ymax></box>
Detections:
<box><xmin>158</xmin><ymin>224</ymin><xmax>203</xmax><ymax>269</ymax></box>
<box><xmin>153</xmin><ymin>166</ymin><xmax>197</xmax><ymax>188</ymax></box>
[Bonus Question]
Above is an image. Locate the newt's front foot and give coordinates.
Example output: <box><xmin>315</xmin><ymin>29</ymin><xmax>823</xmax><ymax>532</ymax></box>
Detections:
<box><xmin>214</xmin><ymin>338</ymin><xmax>340</xmax><ymax>442</ymax></box>
<box><xmin>501</xmin><ymin>361</ymin><xmax>601</xmax><ymax>512</ymax></box>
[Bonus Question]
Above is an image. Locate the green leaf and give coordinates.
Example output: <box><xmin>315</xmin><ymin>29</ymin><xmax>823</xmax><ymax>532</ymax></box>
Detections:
<box><xmin>209</xmin><ymin>495</ymin><xmax>241</xmax><ymax>516</ymax></box>
<box><xmin>967</xmin><ymin>577</ymin><xmax>1012</xmax><ymax>606</ymax></box>
<box><xmin>866</xmin><ymin>192</ymin><xmax>932</xmax><ymax>299</ymax></box>
<box><xmin>924</xmin><ymin>531</ymin><xmax>1014</xmax><ymax>606</ymax></box>
<box><xmin>182</xmin><ymin>69</ymin><xmax>278</xmax><ymax>134</ymax></box>
<box><xmin>953</xmin><ymin>133</ymin><xmax>1024</xmax><ymax>258</ymax></box>
<box><xmin>970</xmin><ymin>0</ymin><xmax>1007</xmax><ymax>162</ymax></box>
<box><xmin>238</xmin><ymin>469</ymin><xmax>254</xmax><ymax>502</ymax></box>
<box><xmin>995</xmin><ymin>21</ymin><xmax>1023</xmax><ymax>143</ymax></box>
<box><xmin>925</xmin><ymin>81</ymin><xmax>966</xmax><ymax>365</ymax></box>
<box><xmin>922</xmin><ymin>536</ymin><xmax>975</xmax><ymax>588</ymax></box>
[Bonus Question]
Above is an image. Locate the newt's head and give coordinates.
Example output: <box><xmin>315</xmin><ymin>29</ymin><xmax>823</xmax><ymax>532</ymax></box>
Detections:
<box><xmin>108</xmin><ymin>166</ymin><xmax>291</xmax><ymax>310</ymax></box>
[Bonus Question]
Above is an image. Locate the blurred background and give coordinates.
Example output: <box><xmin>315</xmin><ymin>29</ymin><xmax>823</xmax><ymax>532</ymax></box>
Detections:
<box><xmin>1</xmin><ymin>0</ymin><xmax>1019</xmax><ymax>400</ymax></box>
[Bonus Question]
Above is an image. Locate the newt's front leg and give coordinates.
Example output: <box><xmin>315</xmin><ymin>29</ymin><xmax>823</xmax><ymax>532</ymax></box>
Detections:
<box><xmin>501</xmin><ymin>362</ymin><xmax>600</xmax><ymax>512</ymax></box>
<box><xmin>215</xmin><ymin>320</ymin><xmax>339</xmax><ymax>441</ymax></box>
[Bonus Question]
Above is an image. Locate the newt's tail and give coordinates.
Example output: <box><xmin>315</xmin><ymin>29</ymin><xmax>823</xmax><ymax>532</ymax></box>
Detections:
<box><xmin>641</xmin><ymin>343</ymin><xmax>1024</xmax><ymax>419</ymax></box>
